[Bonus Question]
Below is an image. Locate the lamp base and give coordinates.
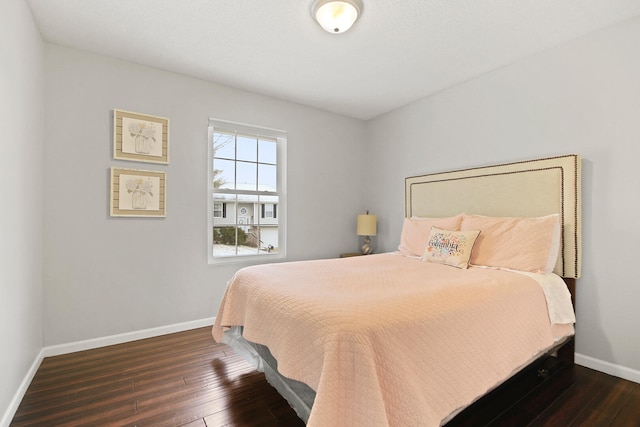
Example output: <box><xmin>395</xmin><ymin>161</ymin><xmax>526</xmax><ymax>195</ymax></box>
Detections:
<box><xmin>361</xmin><ymin>235</ymin><xmax>372</xmax><ymax>255</ymax></box>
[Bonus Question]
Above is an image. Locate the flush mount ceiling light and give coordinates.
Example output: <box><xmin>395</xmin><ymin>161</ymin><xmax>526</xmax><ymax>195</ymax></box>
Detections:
<box><xmin>311</xmin><ymin>0</ymin><xmax>363</xmax><ymax>34</ymax></box>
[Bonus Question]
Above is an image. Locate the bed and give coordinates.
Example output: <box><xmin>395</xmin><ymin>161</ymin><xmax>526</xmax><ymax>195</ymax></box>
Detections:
<box><xmin>212</xmin><ymin>154</ymin><xmax>581</xmax><ymax>426</ymax></box>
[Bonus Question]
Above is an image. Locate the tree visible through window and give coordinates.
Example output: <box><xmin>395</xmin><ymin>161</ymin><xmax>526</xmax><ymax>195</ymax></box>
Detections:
<box><xmin>208</xmin><ymin>119</ymin><xmax>286</xmax><ymax>262</ymax></box>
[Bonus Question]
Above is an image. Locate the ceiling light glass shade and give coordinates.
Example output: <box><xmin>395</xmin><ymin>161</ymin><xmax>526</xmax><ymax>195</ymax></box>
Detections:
<box><xmin>311</xmin><ymin>0</ymin><xmax>363</xmax><ymax>34</ymax></box>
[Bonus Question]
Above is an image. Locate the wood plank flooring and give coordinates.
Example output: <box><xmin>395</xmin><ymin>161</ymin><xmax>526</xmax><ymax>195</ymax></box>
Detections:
<box><xmin>11</xmin><ymin>327</ymin><xmax>640</xmax><ymax>426</ymax></box>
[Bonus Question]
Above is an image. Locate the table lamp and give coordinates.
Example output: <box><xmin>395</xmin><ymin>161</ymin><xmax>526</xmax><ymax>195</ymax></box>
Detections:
<box><xmin>357</xmin><ymin>210</ymin><xmax>377</xmax><ymax>255</ymax></box>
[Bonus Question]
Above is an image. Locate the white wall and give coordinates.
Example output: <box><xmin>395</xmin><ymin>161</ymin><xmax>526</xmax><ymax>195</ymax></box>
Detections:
<box><xmin>0</xmin><ymin>0</ymin><xmax>44</xmax><ymax>421</ymax></box>
<box><xmin>366</xmin><ymin>16</ymin><xmax>640</xmax><ymax>375</ymax></box>
<box><xmin>43</xmin><ymin>45</ymin><xmax>366</xmax><ymax>346</ymax></box>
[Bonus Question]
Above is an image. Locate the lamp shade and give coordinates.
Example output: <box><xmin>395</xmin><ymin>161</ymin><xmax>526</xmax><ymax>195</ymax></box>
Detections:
<box><xmin>357</xmin><ymin>213</ymin><xmax>377</xmax><ymax>236</ymax></box>
<box><xmin>311</xmin><ymin>0</ymin><xmax>363</xmax><ymax>34</ymax></box>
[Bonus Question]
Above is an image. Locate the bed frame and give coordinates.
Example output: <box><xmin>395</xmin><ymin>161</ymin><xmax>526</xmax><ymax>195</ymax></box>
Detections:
<box><xmin>405</xmin><ymin>154</ymin><xmax>581</xmax><ymax>424</ymax></box>
<box><xmin>227</xmin><ymin>154</ymin><xmax>582</xmax><ymax>425</ymax></box>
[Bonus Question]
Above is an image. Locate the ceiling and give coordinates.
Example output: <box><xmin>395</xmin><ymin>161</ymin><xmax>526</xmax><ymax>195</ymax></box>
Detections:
<box><xmin>26</xmin><ymin>0</ymin><xmax>640</xmax><ymax>120</ymax></box>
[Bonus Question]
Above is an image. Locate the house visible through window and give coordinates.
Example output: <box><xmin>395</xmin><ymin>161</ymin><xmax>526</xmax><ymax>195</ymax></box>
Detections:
<box><xmin>208</xmin><ymin>119</ymin><xmax>286</xmax><ymax>262</ymax></box>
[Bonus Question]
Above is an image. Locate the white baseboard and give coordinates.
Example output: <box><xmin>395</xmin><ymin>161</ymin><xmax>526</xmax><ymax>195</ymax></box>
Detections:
<box><xmin>576</xmin><ymin>353</ymin><xmax>640</xmax><ymax>384</ymax></box>
<box><xmin>1</xmin><ymin>317</ymin><xmax>215</xmax><ymax>427</ymax></box>
<box><xmin>41</xmin><ymin>317</ymin><xmax>215</xmax><ymax>357</ymax></box>
<box><xmin>0</xmin><ymin>348</ymin><xmax>45</xmax><ymax>427</ymax></box>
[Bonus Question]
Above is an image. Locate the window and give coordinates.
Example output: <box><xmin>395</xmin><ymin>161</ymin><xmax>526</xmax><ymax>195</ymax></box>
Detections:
<box><xmin>208</xmin><ymin>119</ymin><xmax>286</xmax><ymax>262</ymax></box>
<box><xmin>262</xmin><ymin>203</ymin><xmax>276</xmax><ymax>218</ymax></box>
<box><xmin>213</xmin><ymin>202</ymin><xmax>226</xmax><ymax>218</ymax></box>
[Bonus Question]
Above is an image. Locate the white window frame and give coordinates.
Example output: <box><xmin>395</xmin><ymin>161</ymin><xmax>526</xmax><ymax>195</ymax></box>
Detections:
<box><xmin>207</xmin><ymin>118</ymin><xmax>287</xmax><ymax>264</ymax></box>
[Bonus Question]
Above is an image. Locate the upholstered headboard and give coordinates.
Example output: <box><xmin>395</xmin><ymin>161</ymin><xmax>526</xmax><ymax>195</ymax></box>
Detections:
<box><xmin>405</xmin><ymin>155</ymin><xmax>582</xmax><ymax>278</ymax></box>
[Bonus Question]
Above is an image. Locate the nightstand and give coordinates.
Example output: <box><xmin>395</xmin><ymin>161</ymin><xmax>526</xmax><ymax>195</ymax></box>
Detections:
<box><xmin>340</xmin><ymin>252</ymin><xmax>363</xmax><ymax>258</ymax></box>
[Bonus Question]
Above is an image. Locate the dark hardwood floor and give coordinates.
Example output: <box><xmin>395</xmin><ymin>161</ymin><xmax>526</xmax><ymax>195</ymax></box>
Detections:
<box><xmin>11</xmin><ymin>327</ymin><xmax>640</xmax><ymax>426</ymax></box>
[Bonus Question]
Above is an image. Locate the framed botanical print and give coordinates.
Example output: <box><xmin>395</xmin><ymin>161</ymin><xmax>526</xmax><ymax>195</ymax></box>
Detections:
<box><xmin>114</xmin><ymin>109</ymin><xmax>169</xmax><ymax>164</ymax></box>
<box><xmin>110</xmin><ymin>167</ymin><xmax>166</xmax><ymax>217</ymax></box>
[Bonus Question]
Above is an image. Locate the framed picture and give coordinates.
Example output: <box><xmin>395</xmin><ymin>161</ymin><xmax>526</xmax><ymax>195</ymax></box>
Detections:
<box><xmin>110</xmin><ymin>167</ymin><xmax>166</xmax><ymax>217</ymax></box>
<box><xmin>114</xmin><ymin>109</ymin><xmax>169</xmax><ymax>164</ymax></box>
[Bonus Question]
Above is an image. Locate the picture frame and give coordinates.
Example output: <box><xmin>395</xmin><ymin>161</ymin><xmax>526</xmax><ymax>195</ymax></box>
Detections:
<box><xmin>114</xmin><ymin>109</ymin><xmax>169</xmax><ymax>164</ymax></box>
<box><xmin>110</xmin><ymin>167</ymin><xmax>166</xmax><ymax>217</ymax></box>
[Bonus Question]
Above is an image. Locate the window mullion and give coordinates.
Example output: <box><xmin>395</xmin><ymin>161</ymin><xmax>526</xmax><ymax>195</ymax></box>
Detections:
<box><xmin>233</xmin><ymin>132</ymin><xmax>238</xmax><ymax>192</ymax></box>
<box><xmin>255</xmin><ymin>135</ymin><xmax>259</xmax><ymax>192</ymax></box>
<box><xmin>215</xmin><ymin>189</ymin><xmax>277</xmax><ymax>197</ymax></box>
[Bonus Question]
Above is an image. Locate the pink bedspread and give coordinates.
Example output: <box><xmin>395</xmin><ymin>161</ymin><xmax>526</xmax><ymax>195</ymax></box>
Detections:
<box><xmin>212</xmin><ymin>253</ymin><xmax>573</xmax><ymax>427</ymax></box>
